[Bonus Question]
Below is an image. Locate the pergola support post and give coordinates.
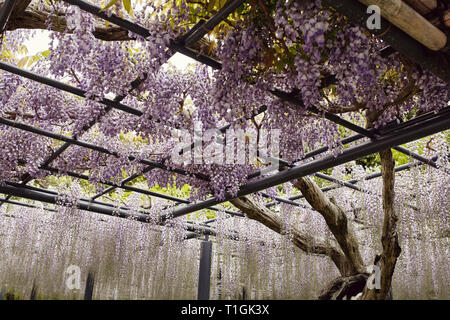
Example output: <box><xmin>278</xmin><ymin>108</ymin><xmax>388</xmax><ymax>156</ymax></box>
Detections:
<box><xmin>84</xmin><ymin>272</ymin><xmax>95</xmax><ymax>300</ymax></box>
<box><xmin>197</xmin><ymin>236</ymin><xmax>212</xmax><ymax>300</ymax></box>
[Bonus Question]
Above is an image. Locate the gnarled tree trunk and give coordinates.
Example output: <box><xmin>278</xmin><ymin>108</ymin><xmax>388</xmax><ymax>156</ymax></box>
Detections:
<box><xmin>232</xmin><ymin>149</ymin><xmax>401</xmax><ymax>300</ymax></box>
<box><xmin>293</xmin><ymin>177</ymin><xmax>366</xmax><ymax>276</ymax></box>
<box><xmin>362</xmin><ymin>148</ymin><xmax>401</xmax><ymax>299</ymax></box>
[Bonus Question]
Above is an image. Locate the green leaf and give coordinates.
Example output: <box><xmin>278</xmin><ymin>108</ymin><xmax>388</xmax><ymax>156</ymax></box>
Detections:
<box><xmin>2</xmin><ymin>49</ymin><xmax>13</xmax><ymax>59</ymax></box>
<box><xmin>101</xmin><ymin>0</ymin><xmax>119</xmax><ymax>12</ymax></box>
<box><xmin>122</xmin><ymin>0</ymin><xmax>133</xmax><ymax>16</ymax></box>
<box><xmin>41</xmin><ymin>50</ymin><xmax>51</xmax><ymax>58</ymax></box>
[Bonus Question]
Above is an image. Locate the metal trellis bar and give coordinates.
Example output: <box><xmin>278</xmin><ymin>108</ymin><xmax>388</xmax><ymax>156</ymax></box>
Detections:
<box><xmin>2</xmin><ymin>180</ymin><xmax>224</xmax><ymax>233</ymax></box>
<box><xmin>247</xmin><ymin>107</ymin><xmax>446</xmax><ymax>181</ymax></box>
<box><xmin>270</xmin><ymin>156</ymin><xmax>440</xmax><ymax>206</ymax></box>
<box><xmin>0</xmin><ymin>182</ymin><xmax>223</xmax><ymax>237</ymax></box>
<box><xmin>42</xmin><ymin>165</ymin><xmax>243</xmax><ymax>217</ymax></box>
<box><xmin>183</xmin><ymin>0</ymin><xmax>246</xmax><ymax>47</ymax></box>
<box><xmin>270</xmin><ymin>89</ymin><xmax>443</xmax><ymax>171</ymax></box>
<box><xmin>89</xmin><ymin>105</ymin><xmax>267</xmax><ymax>201</ymax></box>
<box><xmin>0</xmin><ymin>62</ymin><xmax>146</xmax><ymax>117</ymax></box>
<box><xmin>0</xmin><ymin>116</ymin><xmax>210</xmax><ymax>181</ymax></box>
<box><xmin>0</xmin><ymin>197</ymin><xmax>57</xmax><ymax>212</ymax></box>
<box><xmin>160</xmin><ymin>109</ymin><xmax>450</xmax><ymax>219</ymax></box>
<box><xmin>0</xmin><ymin>69</ymin><xmax>147</xmax><ymax>209</ymax></box>
<box><xmin>62</xmin><ymin>0</ymin><xmax>229</xmax><ymax>69</ymax></box>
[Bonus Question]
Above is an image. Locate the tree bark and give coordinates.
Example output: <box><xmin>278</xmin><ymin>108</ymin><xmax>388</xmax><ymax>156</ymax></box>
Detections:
<box><xmin>318</xmin><ymin>273</ymin><xmax>368</xmax><ymax>300</ymax></box>
<box><xmin>362</xmin><ymin>148</ymin><xmax>401</xmax><ymax>300</ymax></box>
<box><xmin>293</xmin><ymin>177</ymin><xmax>366</xmax><ymax>276</ymax></box>
<box><xmin>230</xmin><ymin>196</ymin><xmax>354</xmax><ymax>276</ymax></box>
